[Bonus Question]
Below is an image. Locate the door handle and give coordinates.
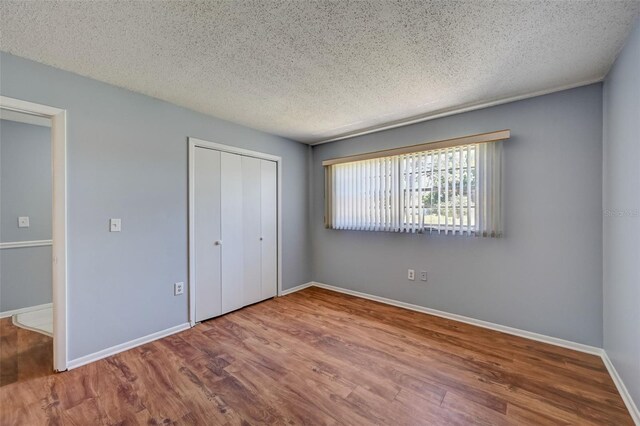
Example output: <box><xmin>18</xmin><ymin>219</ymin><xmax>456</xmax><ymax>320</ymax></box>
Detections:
<box><xmin>214</xmin><ymin>240</ymin><xmax>222</xmax><ymax>246</ymax></box>
<box><xmin>259</xmin><ymin>237</ymin><xmax>263</xmax><ymax>241</ymax></box>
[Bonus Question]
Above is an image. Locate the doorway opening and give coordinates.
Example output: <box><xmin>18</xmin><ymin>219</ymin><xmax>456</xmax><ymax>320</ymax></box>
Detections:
<box><xmin>0</xmin><ymin>96</ymin><xmax>67</xmax><ymax>379</ymax></box>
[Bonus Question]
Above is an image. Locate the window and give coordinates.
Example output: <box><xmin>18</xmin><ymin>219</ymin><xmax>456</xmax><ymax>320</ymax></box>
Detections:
<box><xmin>324</xmin><ymin>132</ymin><xmax>506</xmax><ymax>237</ymax></box>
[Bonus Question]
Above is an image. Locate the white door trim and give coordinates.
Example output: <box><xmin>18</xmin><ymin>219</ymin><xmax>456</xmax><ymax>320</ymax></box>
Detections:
<box><xmin>187</xmin><ymin>137</ymin><xmax>283</xmax><ymax>326</ymax></box>
<box><xmin>0</xmin><ymin>96</ymin><xmax>68</xmax><ymax>372</ymax></box>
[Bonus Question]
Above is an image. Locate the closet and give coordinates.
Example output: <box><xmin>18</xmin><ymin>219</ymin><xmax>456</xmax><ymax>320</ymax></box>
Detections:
<box><xmin>191</xmin><ymin>143</ymin><xmax>277</xmax><ymax>323</ymax></box>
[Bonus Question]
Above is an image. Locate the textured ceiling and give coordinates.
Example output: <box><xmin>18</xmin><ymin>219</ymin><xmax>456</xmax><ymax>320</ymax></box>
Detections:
<box><xmin>1</xmin><ymin>1</ymin><xmax>638</xmax><ymax>143</ymax></box>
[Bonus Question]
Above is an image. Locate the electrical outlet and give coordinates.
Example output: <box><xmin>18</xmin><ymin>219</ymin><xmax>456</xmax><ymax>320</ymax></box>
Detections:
<box><xmin>420</xmin><ymin>271</ymin><xmax>427</xmax><ymax>281</ymax></box>
<box><xmin>174</xmin><ymin>282</ymin><xmax>184</xmax><ymax>296</ymax></box>
<box><xmin>407</xmin><ymin>269</ymin><xmax>415</xmax><ymax>281</ymax></box>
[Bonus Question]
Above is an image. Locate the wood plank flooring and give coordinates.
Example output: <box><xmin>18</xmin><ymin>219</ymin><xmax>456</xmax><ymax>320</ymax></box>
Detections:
<box><xmin>0</xmin><ymin>315</ymin><xmax>53</xmax><ymax>387</ymax></box>
<box><xmin>0</xmin><ymin>287</ymin><xmax>633</xmax><ymax>425</ymax></box>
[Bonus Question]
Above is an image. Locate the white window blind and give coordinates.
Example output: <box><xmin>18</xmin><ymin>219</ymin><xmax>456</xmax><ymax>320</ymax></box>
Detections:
<box><xmin>324</xmin><ymin>140</ymin><xmax>504</xmax><ymax>237</ymax></box>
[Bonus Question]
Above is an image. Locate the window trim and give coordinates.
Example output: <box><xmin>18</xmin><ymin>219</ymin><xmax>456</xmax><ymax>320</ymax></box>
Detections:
<box><xmin>322</xmin><ymin>129</ymin><xmax>509</xmax><ymax>167</ymax></box>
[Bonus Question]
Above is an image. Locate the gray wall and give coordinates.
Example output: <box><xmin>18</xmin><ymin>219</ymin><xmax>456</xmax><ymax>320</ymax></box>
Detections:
<box><xmin>1</xmin><ymin>246</ymin><xmax>52</xmax><ymax>311</ymax></box>
<box><xmin>1</xmin><ymin>120</ymin><xmax>52</xmax><ymax>241</ymax></box>
<box><xmin>603</xmin><ymin>18</ymin><xmax>640</xmax><ymax>407</ymax></box>
<box><xmin>0</xmin><ymin>52</ymin><xmax>311</xmax><ymax>360</ymax></box>
<box><xmin>0</xmin><ymin>119</ymin><xmax>53</xmax><ymax>311</ymax></box>
<box><xmin>312</xmin><ymin>84</ymin><xmax>604</xmax><ymax>347</ymax></box>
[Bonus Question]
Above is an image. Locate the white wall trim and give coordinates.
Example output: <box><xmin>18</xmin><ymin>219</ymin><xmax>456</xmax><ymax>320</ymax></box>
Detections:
<box><xmin>0</xmin><ymin>95</ymin><xmax>68</xmax><ymax>373</ymax></box>
<box><xmin>310</xmin><ymin>77</ymin><xmax>604</xmax><ymax>145</ymax></box>
<box><xmin>280</xmin><ymin>282</ymin><xmax>314</xmax><ymax>296</ymax></box>
<box><xmin>0</xmin><ymin>239</ymin><xmax>53</xmax><ymax>249</ymax></box>
<box><xmin>187</xmin><ymin>137</ymin><xmax>283</xmax><ymax>327</ymax></box>
<box><xmin>601</xmin><ymin>351</ymin><xmax>640</xmax><ymax>424</ymax></box>
<box><xmin>188</xmin><ymin>137</ymin><xmax>282</xmax><ymax>162</ymax></box>
<box><xmin>0</xmin><ymin>108</ymin><xmax>51</xmax><ymax>127</ymax></box>
<box><xmin>0</xmin><ymin>302</ymin><xmax>53</xmax><ymax>319</ymax></box>
<box><xmin>67</xmin><ymin>322</ymin><xmax>191</xmax><ymax>370</ymax></box>
<box><xmin>310</xmin><ymin>282</ymin><xmax>603</xmax><ymax>356</ymax></box>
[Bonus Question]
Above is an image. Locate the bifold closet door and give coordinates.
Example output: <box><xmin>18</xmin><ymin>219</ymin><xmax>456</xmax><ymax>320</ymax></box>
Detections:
<box><xmin>242</xmin><ymin>156</ymin><xmax>262</xmax><ymax>305</ymax></box>
<box><xmin>193</xmin><ymin>147</ymin><xmax>277</xmax><ymax>321</ymax></box>
<box><xmin>221</xmin><ymin>152</ymin><xmax>245</xmax><ymax>314</ymax></box>
<box><xmin>260</xmin><ymin>160</ymin><xmax>277</xmax><ymax>299</ymax></box>
<box><xmin>194</xmin><ymin>147</ymin><xmax>222</xmax><ymax>322</ymax></box>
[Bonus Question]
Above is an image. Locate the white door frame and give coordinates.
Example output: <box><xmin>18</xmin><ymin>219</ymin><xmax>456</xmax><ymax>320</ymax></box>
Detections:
<box><xmin>0</xmin><ymin>96</ymin><xmax>68</xmax><ymax>372</ymax></box>
<box><xmin>188</xmin><ymin>137</ymin><xmax>282</xmax><ymax>326</ymax></box>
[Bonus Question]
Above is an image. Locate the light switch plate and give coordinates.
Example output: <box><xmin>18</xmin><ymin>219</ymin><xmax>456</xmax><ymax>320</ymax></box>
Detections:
<box><xmin>109</xmin><ymin>218</ymin><xmax>122</xmax><ymax>232</ymax></box>
<box><xmin>18</xmin><ymin>216</ymin><xmax>30</xmax><ymax>228</ymax></box>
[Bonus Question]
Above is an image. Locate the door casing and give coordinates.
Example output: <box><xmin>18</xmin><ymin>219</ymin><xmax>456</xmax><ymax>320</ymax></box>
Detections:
<box><xmin>0</xmin><ymin>96</ymin><xmax>68</xmax><ymax>372</ymax></box>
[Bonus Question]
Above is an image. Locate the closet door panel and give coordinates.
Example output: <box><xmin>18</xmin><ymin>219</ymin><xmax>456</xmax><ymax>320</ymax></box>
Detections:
<box><xmin>221</xmin><ymin>152</ymin><xmax>244</xmax><ymax>314</ymax></box>
<box><xmin>261</xmin><ymin>159</ymin><xmax>278</xmax><ymax>299</ymax></box>
<box><xmin>242</xmin><ymin>156</ymin><xmax>262</xmax><ymax>305</ymax></box>
<box><xmin>194</xmin><ymin>148</ymin><xmax>222</xmax><ymax>322</ymax></box>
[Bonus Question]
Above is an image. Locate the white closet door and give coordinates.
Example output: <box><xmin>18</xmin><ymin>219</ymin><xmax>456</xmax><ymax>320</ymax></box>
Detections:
<box><xmin>194</xmin><ymin>147</ymin><xmax>222</xmax><ymax>322</ymax></box>
<box><xmin>261</xmin><ymin>159</ymin><xmax>278</xmax><ymax>299</ymax></box>
<box><xmin>221</xmin><ymin>152</ymin><xmax>244</xmax><ymax>314</ymax></box>
<box><xmin>242</xmin><ymin>156</ymin><xmax>262</xmax><ymax>305</ymax></box>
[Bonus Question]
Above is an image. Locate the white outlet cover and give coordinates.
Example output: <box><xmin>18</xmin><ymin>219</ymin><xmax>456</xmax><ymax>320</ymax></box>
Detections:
<box><xmin>408</xmin><ymin>269</ymin><xmax>415</xmax><ymax>281</ymax></box>
<box><xmin>174</xmin><ymin>282</ymin><xmax>184</xmax><ymax>295</ymax></box>
<box><xmin>109</xmin><ymin>218</ymin><xmax>121</xmax><ymax>232</ymax></box>
<box><xmin>18</xmin><ymin>216</ymin><xmax>30</xmax><ymax>228</ymax></box>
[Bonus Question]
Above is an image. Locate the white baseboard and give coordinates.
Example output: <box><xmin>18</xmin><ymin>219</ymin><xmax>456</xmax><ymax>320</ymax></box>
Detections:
<box><xmin>280</xmin><ymin>282</ymin><xmax>315</xmax><ymax>296</ymax></box>
<box><xmin>67</xmin><ymin>322</ymin><xmax>191</xmax><ymax>370</ymax></box>
<box><xmin>0</xmin><ymin>302</ymin><xmax>53</xmax><ymax>319</ymax></box>
<box><xmin>310</xmin><ymin>282</ymin><xmax>603</xmax><ymax>356</ymax></box>
<box><xmin>601</xmin><ymin>351</ymin><xmax>640</xmax><ymax>425</ymax></box>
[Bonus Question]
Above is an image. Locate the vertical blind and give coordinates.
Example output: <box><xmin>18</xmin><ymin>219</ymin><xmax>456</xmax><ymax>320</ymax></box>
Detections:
<box><xmin>324</xmin><ymin>141</ymin><xmax>503</xmax><ymax>237</ymax></box>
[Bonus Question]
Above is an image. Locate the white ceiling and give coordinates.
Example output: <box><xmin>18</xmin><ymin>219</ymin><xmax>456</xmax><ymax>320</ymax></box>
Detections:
<box><xmin>1</xmin><ymin>1</ymin><xmax>638</xmax><ymax>144</ymax></box>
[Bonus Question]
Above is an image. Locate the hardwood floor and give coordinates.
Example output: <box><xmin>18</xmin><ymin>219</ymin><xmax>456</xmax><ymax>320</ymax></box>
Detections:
<box><xmin>0</xmin><ymin>287</ymin><xmax>633</xmax><ymax>425</ymax></box>
<box><xmin>0</xmin><ymin>316</ymin><xmax>53</xmax><ymax>387</ymax></box>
